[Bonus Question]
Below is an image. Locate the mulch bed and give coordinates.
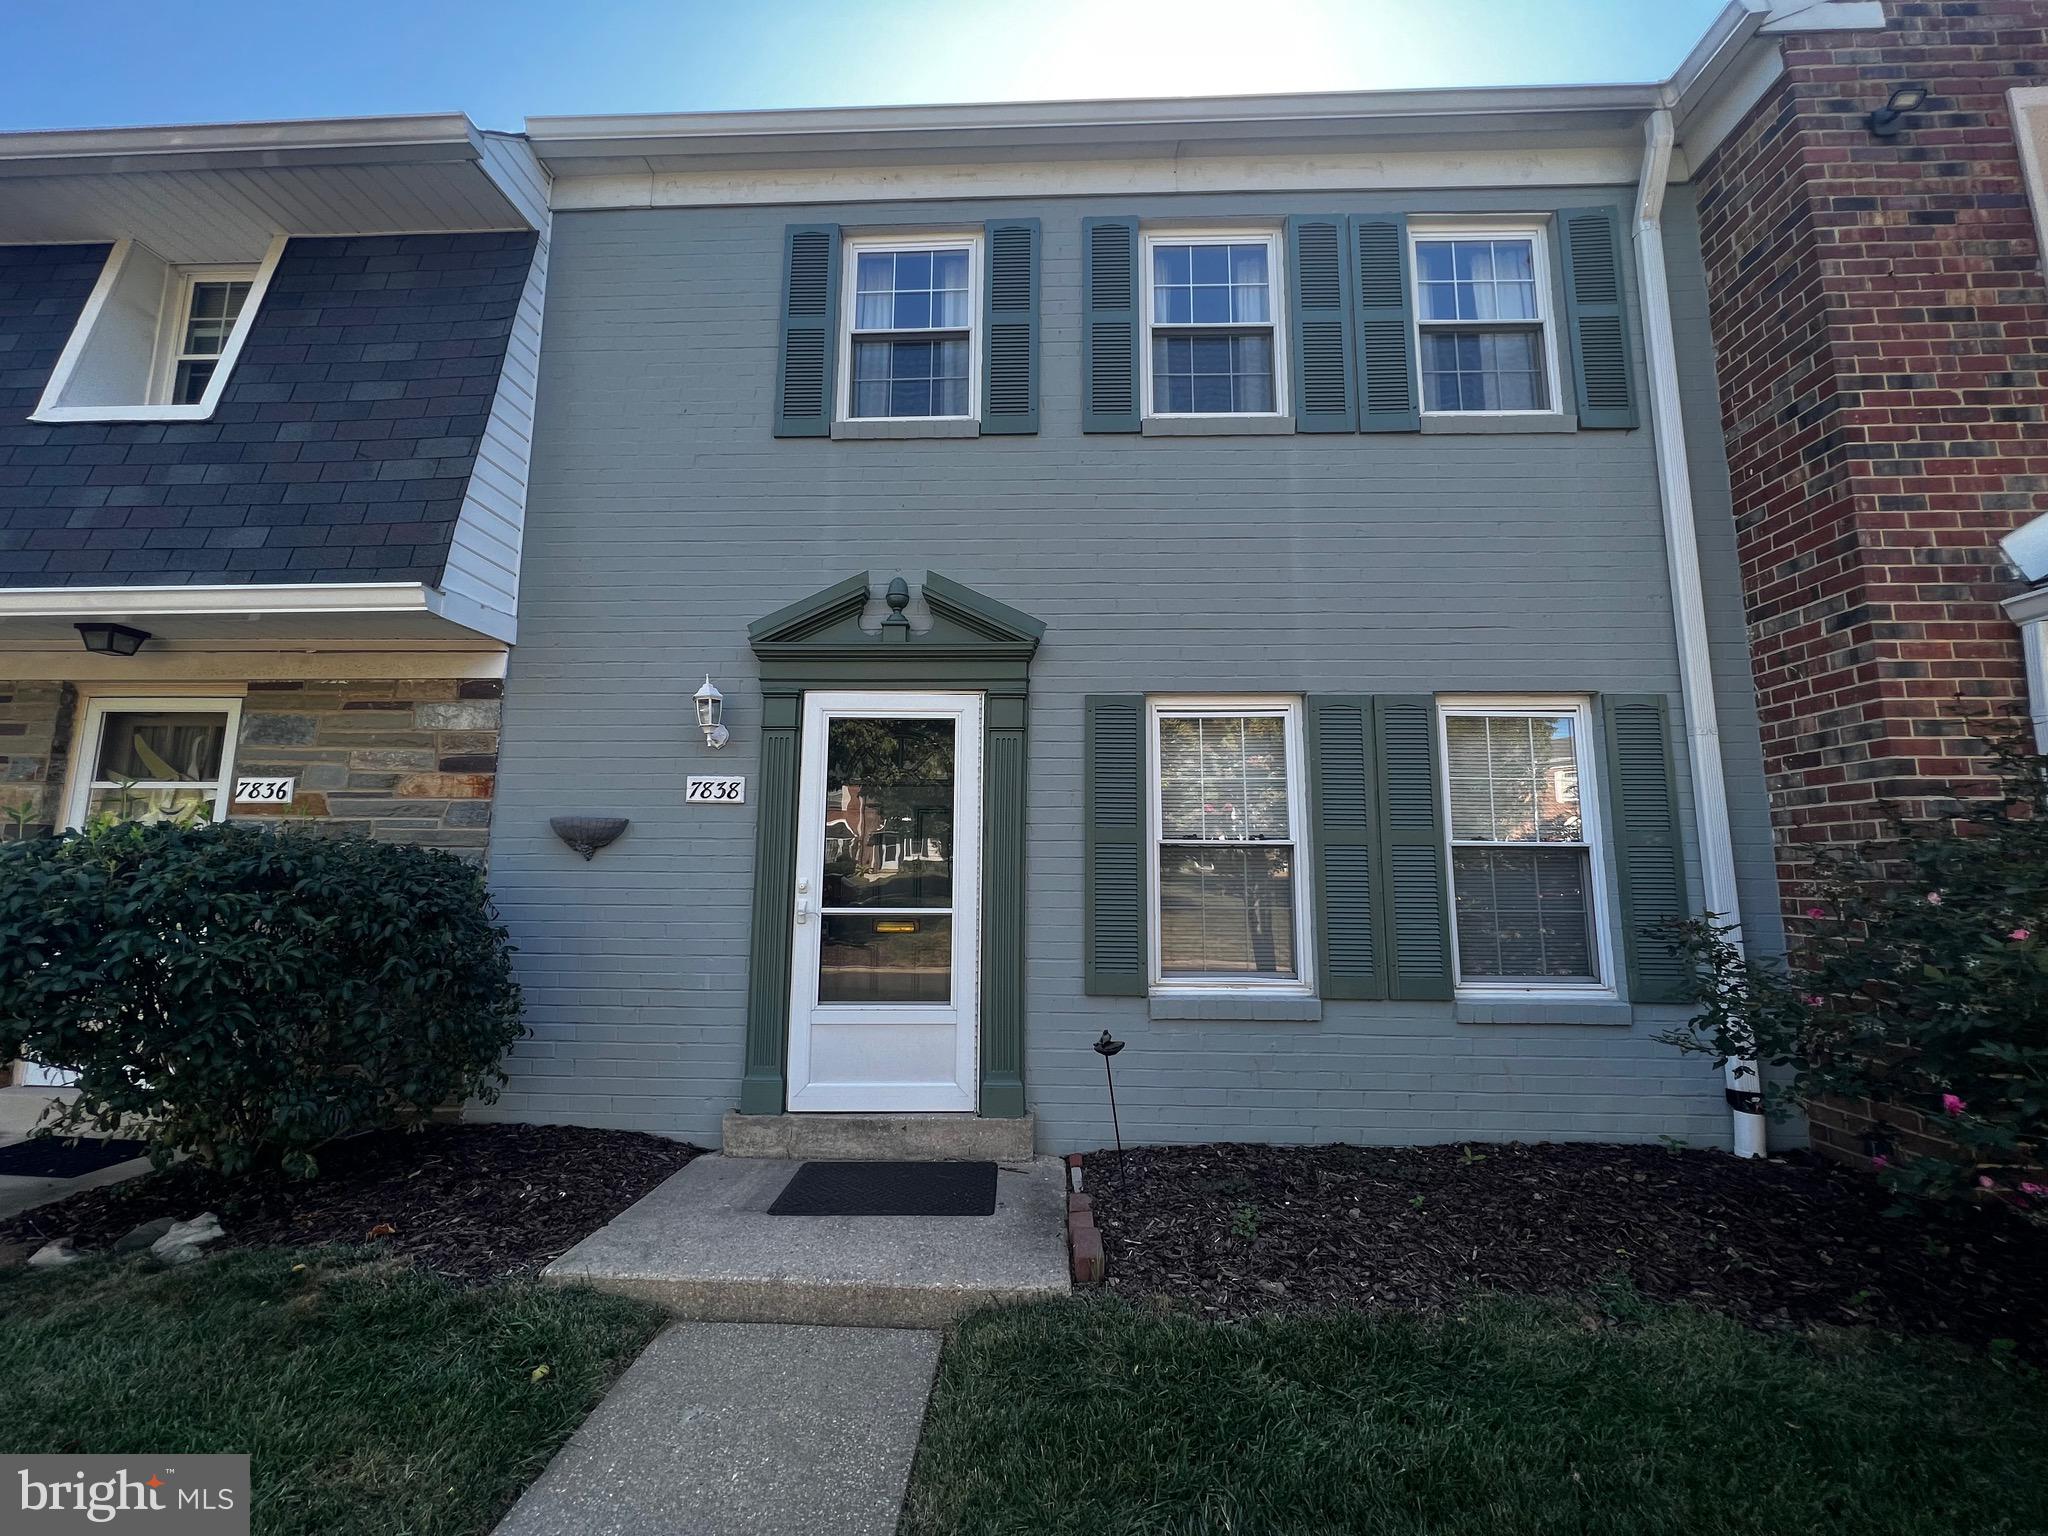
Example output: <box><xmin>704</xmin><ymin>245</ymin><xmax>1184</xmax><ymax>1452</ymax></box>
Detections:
<box><xmin>0</xmin><ymin>1123</ymin><xmax>700</xmax><ymax>1285</ymax></box>
<box><xmin>1086</xmin><ymin>1141</ymin><xmax>2048</xmax><ymax>1355</ymax></box>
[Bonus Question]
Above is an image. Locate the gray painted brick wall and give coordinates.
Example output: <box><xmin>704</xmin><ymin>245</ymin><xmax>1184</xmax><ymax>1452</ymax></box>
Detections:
<box><xmin>483</xmin><ymin>186</ymin><xmax>1779</xmax><ymax>1155</ymax></box>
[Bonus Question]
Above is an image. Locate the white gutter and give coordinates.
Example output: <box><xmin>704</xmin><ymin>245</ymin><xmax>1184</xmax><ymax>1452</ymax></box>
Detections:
<box><xmin>2003</xmin><ymin>586</ymin><xmax>2048</xmax><ymax>752</ymax></box>
<box><xmin>1633</xmin><ymin>107</ymin><xmax>1768</xmax><ymax>1158</ymax></box>
<box><xmin>0</xmin><ymin>581</ymin><xmax>515</xmax><ymax>645</ymax></box>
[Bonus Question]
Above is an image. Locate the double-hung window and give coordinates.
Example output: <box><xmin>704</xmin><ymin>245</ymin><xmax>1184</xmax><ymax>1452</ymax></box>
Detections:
<box><xmin>1412</xmin><ymin>224</ymin><xmax>1559</xmax><ymax>415</ymax></box>
<box><xmin>159</xmin><ymin>273</ymin><xmax>255</xmax><ymax>405</ymax></box>
<box><xmin>64</xmin><ymin>695</ymin><xmax>242</xmax><ymax>828</ymax></box>
<box><xmin>840</xmin><ymin>235</ymin><xmax>979</xmax><ymax>421</ymax></box>
<box><xmin>1440</xmin><ymin>698</ymin><xmax>1611</xmax><ymax>991</ymax></box>
<box><xmin>1149</xmin><ymin>699</ymin><xmax>1311</xmax><ymax>989</ymax></box>
<box><xmin>1142</xmin><ymin>232</ymin><xmax>1285</xmax><ymax>417</ymax></box>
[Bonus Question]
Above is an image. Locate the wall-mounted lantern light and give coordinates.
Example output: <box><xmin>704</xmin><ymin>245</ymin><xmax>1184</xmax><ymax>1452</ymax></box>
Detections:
<box><xmin>1868</xmin><ymin>84</ymin><xmax>1928</xmax><ymax>138</ymax></box>
<box><xmin>76</xmin><ymin>622</ymin><xmax>151</xmax><ymax>656</ymax></box>
<box><xmin>695</xmin><ymin>676</ymin><xmax>729</xmax><ymax>749</ymax></box>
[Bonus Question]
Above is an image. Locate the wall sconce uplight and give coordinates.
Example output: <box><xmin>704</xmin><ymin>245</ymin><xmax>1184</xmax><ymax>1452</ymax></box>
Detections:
<box><xmin>1868</xmin><ymin>84</ymin><xmax>1928</xmax><ymax>138</ymax></box>
<box><xmin>695</xmin><ymin>675</ymin><xmax>729</xmax><ymax>749</ymax></box>
<box><xmin>76</xmin><ymin>622</ymin><xmax>151</xmax><ymax>656</ymax></box>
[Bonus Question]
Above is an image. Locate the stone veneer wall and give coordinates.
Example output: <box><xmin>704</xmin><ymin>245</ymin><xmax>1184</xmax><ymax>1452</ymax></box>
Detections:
<box><xmin>230</xmin><ymin>678</ymin><xmax>501</xmax><ymax>858</ymax></box>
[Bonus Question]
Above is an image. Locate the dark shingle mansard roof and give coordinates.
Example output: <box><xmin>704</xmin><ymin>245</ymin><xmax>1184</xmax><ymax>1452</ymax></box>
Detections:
<box><xmin>0</xmin><ymin>229</ymin><xmax>535</xmax><ymax>587</ymax></box>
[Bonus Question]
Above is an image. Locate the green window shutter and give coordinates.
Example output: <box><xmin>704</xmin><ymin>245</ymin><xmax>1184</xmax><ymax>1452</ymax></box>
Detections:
<box><xmin>1286</xmin><ymin>216</ymin><xmax>1356</xmax><ymax>432</ymax></box>
<box><xmin>1307</xmin><ymin>696</ymin><xmax>1382</xmax><ymax>999</ymax></box>
<box><xmin>1601</xmin><ymin>695</ymin><xmax>1690</xmax><ymax>1002</ymax></box>
<box><xmin>1558</xmin><ymin>206</ymin><xmax>1638</xmax><ymax>429</ymax></box>
<box><xmin>1082</xmin><ymin>217</ymin><xmax>1141</xmax><ymax>433</ymax></box>
<box><xmin>1350</xmin><ymin>214</ymin><xmax>1419</xmax><ymax>432</ymax></box>
<box><xmin>982</xmin><ymin>218</ymin><xmax>1040</xmax><ymax>434</ymax></box>
<box><xmin>1373</xmin><ymin>695</ymin><xmax>1453</xmax><ymax>1000</ymax></box>
<box><xmin>1085</xmin><ymin>694</ymin><xmax>1148</xmax><ymax>994</ymax></box>
<box><xmin>773</xmin><ymin>224</ymin><xmax>839</xmax><ymax>438</ymax></box>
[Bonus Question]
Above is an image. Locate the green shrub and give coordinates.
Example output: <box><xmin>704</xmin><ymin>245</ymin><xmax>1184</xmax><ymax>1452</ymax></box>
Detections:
<box><xmin>0</xmin><ymin>819</ymin><xmax>524</xmax><ymax>1177</ymax></box>
<box><xmin>1658</xmin><ymin>723</ymin><xmax>2048</xmax><ymax>1216</ymax></box>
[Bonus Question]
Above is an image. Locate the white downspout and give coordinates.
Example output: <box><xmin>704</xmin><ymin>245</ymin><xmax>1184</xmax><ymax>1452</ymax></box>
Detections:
<box><xmin>1633</xmin><ymin>107</ymin><xmax>1768</xmax><ymax>1157</ymax></box>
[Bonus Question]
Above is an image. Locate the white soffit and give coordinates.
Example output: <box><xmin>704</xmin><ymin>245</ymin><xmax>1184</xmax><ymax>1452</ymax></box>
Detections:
<box><xmin>0</xmin><ymin>116</ymin><xmax>545</xmax><ymax>262</ymax></box>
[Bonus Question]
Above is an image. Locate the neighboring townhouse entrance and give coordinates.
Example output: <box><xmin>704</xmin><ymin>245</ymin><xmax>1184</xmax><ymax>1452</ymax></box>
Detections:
<box><xmin>787</xmin><ymin>691</ymin><xmax>982</xmax><ymax>1112</ymax></box>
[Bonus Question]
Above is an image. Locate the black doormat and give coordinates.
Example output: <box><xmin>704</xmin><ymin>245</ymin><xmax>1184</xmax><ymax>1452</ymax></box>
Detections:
<box><xmin>768</xmin><ymin>1160</ymin><xmax>998</xmax><ymax>1217</ymax></box>
<box><xmin>0</xmin><ymin>1137</ymin><xmax>148</xmax><ymax>1180</ymax></box>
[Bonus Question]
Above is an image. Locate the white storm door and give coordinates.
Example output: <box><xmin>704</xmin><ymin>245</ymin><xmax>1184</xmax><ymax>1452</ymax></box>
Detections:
<box><xmin>787</xmin><ymin>691</ymin><xmax>983</xmax><ymax>1113</ymax></box>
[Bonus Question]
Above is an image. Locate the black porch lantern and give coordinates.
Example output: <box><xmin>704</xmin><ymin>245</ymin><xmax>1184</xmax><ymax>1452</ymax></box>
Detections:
<box><xmin>75</xmin><ymin>622</ymin><xmax>151</xmax><ymax>657</ymax></box>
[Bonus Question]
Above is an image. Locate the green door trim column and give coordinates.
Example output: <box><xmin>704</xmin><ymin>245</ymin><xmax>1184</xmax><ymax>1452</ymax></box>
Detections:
<box><xmin>740</xmin><ymin>571</ymin><xmax>1045</xmax><ymax>1119</ymax></box>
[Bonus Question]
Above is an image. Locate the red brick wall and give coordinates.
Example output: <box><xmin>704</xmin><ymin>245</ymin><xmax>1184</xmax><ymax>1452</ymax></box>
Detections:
<box><xmin>1695</xmin><ymin>0</ymin><xmax>2048</xmax><ymax>1158</ymax></box>
<box><xmin>1696</xmin><ymin>0</ymin><xmax>2048</xmax><ymax>880</ymax></box>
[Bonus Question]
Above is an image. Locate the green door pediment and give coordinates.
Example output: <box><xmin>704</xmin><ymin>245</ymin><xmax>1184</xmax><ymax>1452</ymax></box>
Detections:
<box><xmin>740</xmin><ymin>572</ymin><xmax>1041</xmax><ymax>1122</ymax></box>
<box><xmin>749</xmin><ymin>571</ymin><xmax>1044</xmax><ymax>687</ymax></box>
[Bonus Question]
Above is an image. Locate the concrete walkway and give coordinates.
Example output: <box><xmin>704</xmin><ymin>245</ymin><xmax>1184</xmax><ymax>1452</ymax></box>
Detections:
<box><xmin>497</xmin><ymin>1154</ymin><xmax>1072</xmax><ymax>1534</ymax></box>
<box><xmin>492</xmin><ymin>1320</ymin><xmax>942</xmax><ymax>1535</ymax></box>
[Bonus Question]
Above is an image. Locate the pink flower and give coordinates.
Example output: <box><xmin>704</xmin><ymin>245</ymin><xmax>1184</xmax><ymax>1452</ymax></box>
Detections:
<box><xmin>1870</xmin><ymin>1155</ymin><xmax>1889</xmax><ymax>1170</ymax></box>
<box><xmin>1802</xmin><ymin>994</ymin><xmax>1825</xmax><ymax>1008</ymax></box>
<box><xmin>2011</xmin><ymin>928</ymin><xmax>2033</xmax><ymax>942</ymax></box>
<box><xmin>1805</xmin><ymin>907</ymin><xmax>1826</xmax><ymax>919</ymax></box>
<box><xmin>1978</xmin><ymin>1175</ymin><xmax>1997</xmax><ymax>1189</ymax></box>
<box><xmin>1942</xmin><ymin>1093</ymin><xmax>1967</xmax><ymax>1117</ymax></box>
<box><xmin>2021</xmin><ymin>1183</ymin><xmax>2048</xmax><ymax>1198</ymax></box>
<box><xmin>1925</xmin><ymin>891</ymin><xmax>1944</xmax><ymax>906</ymax></box>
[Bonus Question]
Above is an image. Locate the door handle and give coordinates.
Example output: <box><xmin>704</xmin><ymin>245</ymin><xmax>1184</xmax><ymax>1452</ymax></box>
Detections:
<box><xmin>795</xmin><ymin>896</ymin><xmax>812</xmax><ymax>926</ymax></box>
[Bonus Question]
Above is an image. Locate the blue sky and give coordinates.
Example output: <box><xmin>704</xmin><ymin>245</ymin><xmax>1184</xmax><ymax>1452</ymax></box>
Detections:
<box><xmin>1</xmin><ymin>0</ymin><xmax>1730</xmax><ymax>134</ymax></box>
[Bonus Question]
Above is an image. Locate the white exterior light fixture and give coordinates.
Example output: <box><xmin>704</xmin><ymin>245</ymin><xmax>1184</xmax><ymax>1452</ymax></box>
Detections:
<box><xmin>695</xmin><ymin>676</ymin><xmax>729</xmax><ymax>749</ymax></box>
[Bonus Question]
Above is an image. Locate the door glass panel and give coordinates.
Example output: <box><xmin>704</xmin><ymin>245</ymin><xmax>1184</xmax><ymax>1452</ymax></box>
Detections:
<box><xmin>94</xmin><ymin>712</ymin><xmax>226</xmax><ymax>782</ymax></box>
<box><xmin>819</xmin><ymin>717</ymin><xmax>955</xmax><ymax>908</ymax></box>
<box><xmin>818</xmin><ymin>914</ymin><xmax>954</xmax><ymax>1004</ymax></box>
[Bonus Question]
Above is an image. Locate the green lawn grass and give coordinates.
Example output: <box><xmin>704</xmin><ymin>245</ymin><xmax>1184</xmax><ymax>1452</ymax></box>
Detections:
<box><xmin>903</xmin><ymin>1292</ymin><xmax>2048</xmax><ymax>1536</ymax></box>
<box><xmin>0</xmin><ymin>1249</ymin><xmax>663</xmax><ymax>1536</ymax></box>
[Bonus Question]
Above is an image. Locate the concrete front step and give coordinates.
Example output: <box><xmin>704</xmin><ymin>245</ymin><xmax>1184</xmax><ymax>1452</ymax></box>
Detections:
<box><xmin>0</xmin><ymin>1086</ymin><xmax>76</xmax><ymax>1136</ymax></box>
<box><xmin>720</xmin><ymin>1110</ymin><xmax>1033</xmax><ymax>1162</ymax></box>
<box><xmin>543</xmin><ymin>1153</ymin><xmax>1070</xmax><ymax>1329</ymax></box>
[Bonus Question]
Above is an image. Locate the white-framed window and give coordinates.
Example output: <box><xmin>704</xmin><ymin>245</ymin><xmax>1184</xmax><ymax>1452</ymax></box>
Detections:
<box><xmin>1141</xmin><ymin>230</ymin><xmax>1287</xmax><ymax>418</ymax></box>
<box><xmin>156</xmin><ymin>270</ymin><xmax>256</xmax><ymax>405</ymax></box>
<box><xmin>1410</xmin><ymin>222</ymin><xmax>1561</xmax><ymax>415</ymax></box>
<box><xmin>1147</xmin><ymin>697</ymin><xmax>1313</xmax><ymax>992</ymax></box>
<box><xmin>838</xmin><ymin>233</ymin><xmax>981</xmax><ymax>422</ymax></box>
<box><xmin>1438</xmin><ymin>697</ymin><xmax>1614</xmax><ymax>995</ymax></box>
<box><xmin>30</xmin><ymin>236</ymin><xmax>285</xmax><ymax>424</ymax></box>
<box><xmin>63</xmin><ymin>695</ymin><xmax>243</xmax><ymax>829</ymax></box>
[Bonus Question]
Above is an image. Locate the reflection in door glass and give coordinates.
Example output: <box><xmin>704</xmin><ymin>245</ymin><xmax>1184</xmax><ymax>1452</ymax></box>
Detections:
<box><xmin>819</xmin><ymin>914</ymin><xmax>954</xmax><ymax>1003</ymax></box>
<box><xmin>819</xmin><ymin>717</ymin><xmax>955</xmax><ymax>907</ymax></box>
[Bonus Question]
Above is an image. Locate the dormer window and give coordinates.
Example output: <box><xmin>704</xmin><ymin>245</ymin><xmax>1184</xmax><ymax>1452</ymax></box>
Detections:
<box><xmin>31</xmin><ymin>236</ymin><xmax>282</xmax><ymax>424</ymax></box>
<box><xmin>162</xmin><ymin>274</ymin><xmax>254</xmax><ymax>404</ymax></box>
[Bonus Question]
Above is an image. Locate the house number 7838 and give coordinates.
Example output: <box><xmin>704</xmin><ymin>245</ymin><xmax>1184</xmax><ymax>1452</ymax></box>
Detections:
<box><xmin>685</xmin><ymin>776</ymin><xmax>746</xmax><ymax>805</ymax></box>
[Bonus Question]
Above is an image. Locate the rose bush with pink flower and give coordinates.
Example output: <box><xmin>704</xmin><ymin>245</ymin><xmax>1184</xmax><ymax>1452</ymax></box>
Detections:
<box><xmin>1656</xmin><ymin>720</ymin><xmax>2048</xmax><ymax>1217</ymax></box>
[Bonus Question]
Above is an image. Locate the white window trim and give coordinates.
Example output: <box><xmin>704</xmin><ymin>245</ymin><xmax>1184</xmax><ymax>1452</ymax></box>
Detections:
<box><xmin>1139</xmin><ymin>227</ymin><xmax>1289</xmax><ymax>421</ymax></box>
<box><xmin>1437</xmin><ymin>694</ymin><xmax>1617</xmax><ymax>1000</ymax></box>
<box><xmin>150</xmin><ymin>265</ymin><xmax>260</xmax><ymax>407</ymax></box>
<box><xmin>835</xmin><ymin>231</ymin><xmax>982</xmax><ymax>425</ymax></box>
<box><xmin>1409</xmin><ymin>219</ymin><xmax>1564</xmax><ymax>419</ymax></box>
<box><xmin>62</xmin><ymin>694</ymin><xmax>244</xmax><ymax>830</ymax></box>
<box><xmin>30</xmin><ymin>235</ymin><xmax>287</xmax><ymax>425</ymax></box>
<box><xmin>1146</xmin><ymin>694</ymin><xmax>1315</xmax><ymax>996</ymax></box>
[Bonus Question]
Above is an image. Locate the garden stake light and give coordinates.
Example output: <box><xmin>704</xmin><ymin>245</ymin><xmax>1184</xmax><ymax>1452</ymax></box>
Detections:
<box><xmin>1094</xmin><ymin>1030</ymin><xmax>1127</xmax><ymax>1202</ymax></box>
